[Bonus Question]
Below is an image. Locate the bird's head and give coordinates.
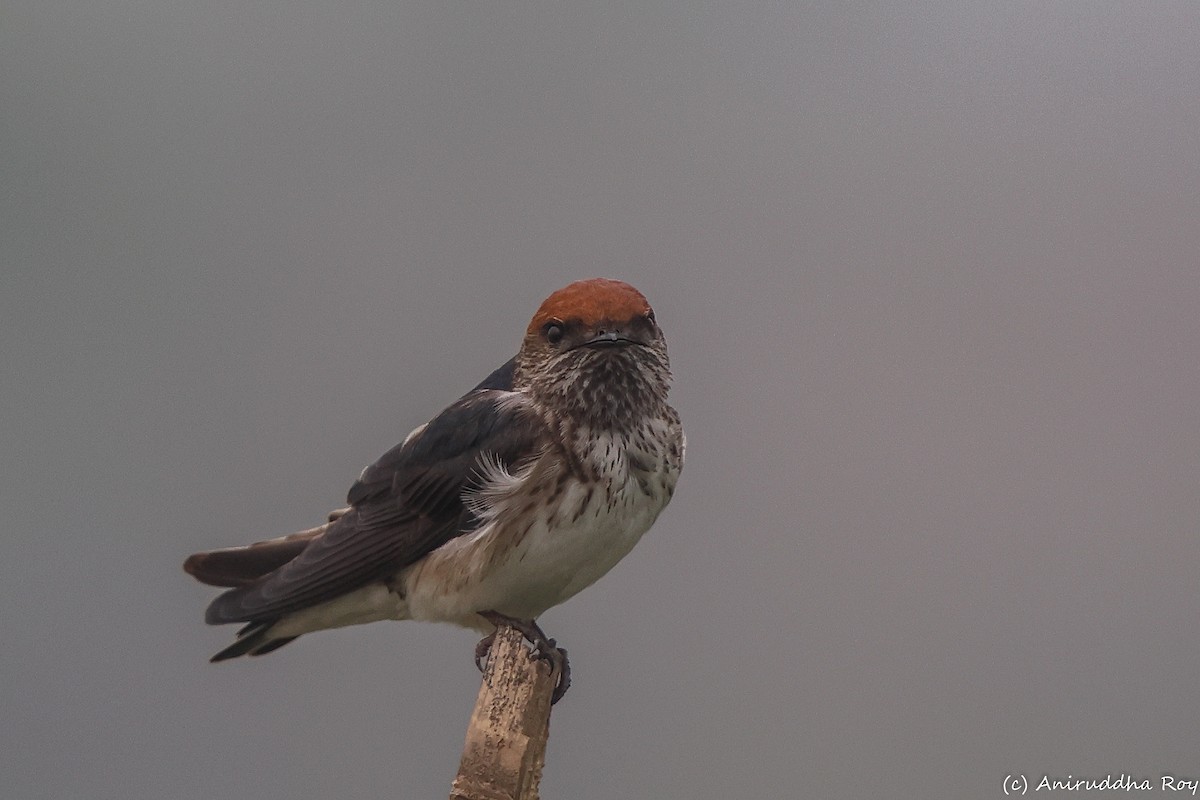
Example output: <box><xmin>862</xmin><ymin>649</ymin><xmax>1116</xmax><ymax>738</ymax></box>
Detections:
<box><xmin>516</xmin><ymin>278</ymin><xmax>673</xmax><ymax>427</ymax></box>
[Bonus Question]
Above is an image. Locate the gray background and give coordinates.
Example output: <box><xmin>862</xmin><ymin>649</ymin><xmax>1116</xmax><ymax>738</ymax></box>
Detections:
<box><xmin>3</xmin><ymin>2</ymin><xmax>1198</xmax><ymax>798</ymax></box>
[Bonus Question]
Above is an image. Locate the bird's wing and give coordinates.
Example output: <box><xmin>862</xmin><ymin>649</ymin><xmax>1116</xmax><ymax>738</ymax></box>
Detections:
<box><xmin>345</xmin><ymin>356</ymin><xmax>517</xmax><ymax>505</ymax></box>
<box><xmin>469</xmin><ymin>356</ymin><xmax>517</xmax><ymax>393</ymax></box>
<box><xmin>184</xmin><ymin>524</ymin><xmax>328</xmax><ymax>588</ymax></box>
<box><xmin>204</xmin><ymin>379</ymin><xmax>546</xmax><ymax>624</ymax></box>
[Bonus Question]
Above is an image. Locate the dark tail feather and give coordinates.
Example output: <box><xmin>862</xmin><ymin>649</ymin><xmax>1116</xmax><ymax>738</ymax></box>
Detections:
<box><xmin>184</xmin><ymin>523</ymin><xmax>330</xmax><ymax>588</ymax></box>
<box><xmin>210</xmin><ymin>620</ymin><xmax>296</xmax><ymax>662</ymax></box>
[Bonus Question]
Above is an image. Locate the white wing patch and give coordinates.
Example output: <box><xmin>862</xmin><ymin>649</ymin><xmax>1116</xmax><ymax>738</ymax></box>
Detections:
<box><xmin>401</xmin><ymin>421</ymin><xmax>429</xmax><ymax>447</ymax></box>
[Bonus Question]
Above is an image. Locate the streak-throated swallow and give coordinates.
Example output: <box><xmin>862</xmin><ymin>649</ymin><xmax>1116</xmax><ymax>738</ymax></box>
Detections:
<box><xmin>184</xmin><ymin>278</ymin><xmax>684</xmax><ymax>701</ymax></box>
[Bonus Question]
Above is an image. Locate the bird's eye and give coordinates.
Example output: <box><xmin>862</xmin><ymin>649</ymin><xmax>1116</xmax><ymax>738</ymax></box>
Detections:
<box><xmin>544</xmin><ymin>321</ymin><xmax>564</xmax><ymax>344</ymax></box>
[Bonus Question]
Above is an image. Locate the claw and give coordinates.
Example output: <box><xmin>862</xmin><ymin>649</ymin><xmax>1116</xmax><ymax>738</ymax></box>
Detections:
<box><xmin>474</xmin><ymin>630</ymin><xmax>497</xmax><ymax>672</ymax></box>
<box><xmin>475</xmin><ymin>611</ymin><xmax>573</xmax><ymax>704</ymax></box>
<box><xmin>546</xmin><ymin>643</ymin><xmax>571</xmax><ymax>705</ymax></box>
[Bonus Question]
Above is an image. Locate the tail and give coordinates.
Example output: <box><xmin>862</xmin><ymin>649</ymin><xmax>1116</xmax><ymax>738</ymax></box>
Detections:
<box><xmin>183</xmin><ymin>518</ymin><xmax>338</xmax><ymax>588</ymax></box>
<box><xmin>210</xmin><ymin>621</ymin><xmax>298</xmax><ymax>662</ymax></box>
<box><xmin>186</xmin><ymin>511</ymin><xmax>349</xmax><ymax>661</ymax></box>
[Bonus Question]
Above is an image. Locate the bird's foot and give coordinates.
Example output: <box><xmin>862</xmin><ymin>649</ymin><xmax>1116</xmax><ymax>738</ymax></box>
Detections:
<box><xmin>473</xmin><ymin>630</ymin><xmax>497</xmax><ymax>672</ymax></box>
<box><xmin>476</xmin><ymin>611</ymin><xmax>572</xmax><ymax>704</ymax></box>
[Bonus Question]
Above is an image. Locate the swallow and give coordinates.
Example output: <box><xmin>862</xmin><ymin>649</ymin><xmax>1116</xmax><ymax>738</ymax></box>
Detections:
<box><xmin>184</xmin><ymin>278</ymin><xmax>684</xmax><ymax>702</ymax></box>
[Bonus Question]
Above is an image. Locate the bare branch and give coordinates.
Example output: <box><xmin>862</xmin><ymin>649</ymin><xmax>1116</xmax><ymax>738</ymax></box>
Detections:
<box><xmin>449</xmin><ymin>626</ymin><xmax>555</xmax><ymax>800</ymax></box>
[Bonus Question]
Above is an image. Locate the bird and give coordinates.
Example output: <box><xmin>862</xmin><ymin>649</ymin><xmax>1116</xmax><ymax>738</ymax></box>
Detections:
<box><xmin>183</xmin><ymin>278</ymin><xmax>684</xmax><ymax>702</ymax></box>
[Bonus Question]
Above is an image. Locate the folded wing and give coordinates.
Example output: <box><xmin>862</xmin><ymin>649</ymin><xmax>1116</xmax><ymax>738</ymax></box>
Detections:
<box><xmin>200</xmin><ymin>378</ymin><xmax>546</xmax><ymax>625</ymax></box>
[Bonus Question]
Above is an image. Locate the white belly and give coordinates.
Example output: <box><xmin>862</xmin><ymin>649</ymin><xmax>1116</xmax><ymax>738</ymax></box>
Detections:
<box><xmin>270</xmin><ymin>423</ymin><xmax>683</xmax><ymax>638</ymax></box>
<box><xmin>403</xmin><ymin>447</ymin><xmax>678</xmax><ymax>626</ymax></box>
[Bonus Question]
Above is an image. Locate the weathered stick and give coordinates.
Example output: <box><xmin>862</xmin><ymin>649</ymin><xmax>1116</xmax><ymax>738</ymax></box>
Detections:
<box><xmin>449</xmin><ymin>625</ymin><xmax>556</xmax><ymax>800</ymax></box>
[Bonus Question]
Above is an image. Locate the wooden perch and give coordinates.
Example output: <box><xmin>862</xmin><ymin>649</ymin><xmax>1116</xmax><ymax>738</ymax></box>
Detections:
<box><xmin>449</xmin><ymin>625</ymin><xmax>556</xmax><ymax>800</ymax></box>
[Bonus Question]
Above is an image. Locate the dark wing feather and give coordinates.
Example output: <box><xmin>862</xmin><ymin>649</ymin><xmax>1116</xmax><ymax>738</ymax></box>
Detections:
<box><xmin>204</xmin><ymin>382</ymin><xmax>545</xmax><ymax>624</ymax></box>
<box><xmin>471</xmin><ymin>357</ymin><xmax>516</xmax><ymax>392</ymax></box>
<box><xmin>345</xmin><ymin>356</ymin><xmax>518</xmax><ymax>507</ymax></box>
<box><xmin>184</xmin><ymin>524</ymin><xmax>326</xmax><ymax>588</ymax></box>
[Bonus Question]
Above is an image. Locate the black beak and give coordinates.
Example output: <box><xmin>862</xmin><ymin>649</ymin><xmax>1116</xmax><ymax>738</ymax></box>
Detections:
<box><xmin>568</xmin><ymin>316</ymin><xmax>656</xmax><ymax>351</ymax></box>
<box><xmin>580</xmin><ymin>326</ymin><xmax>648</xmax><ymax>347</ymax></box>
<box><xmin>581</xmin><ymin>330</ymin><xmax>636</xmax><ymax>348</ymax></box>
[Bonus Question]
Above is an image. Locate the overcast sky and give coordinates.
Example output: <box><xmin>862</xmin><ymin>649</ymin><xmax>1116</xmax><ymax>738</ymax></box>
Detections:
<box><xmin>3</xmin><ymin>2</ymin><xmax>1199</xmax><ymax>799</ymax></box>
